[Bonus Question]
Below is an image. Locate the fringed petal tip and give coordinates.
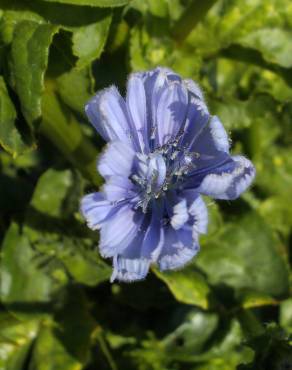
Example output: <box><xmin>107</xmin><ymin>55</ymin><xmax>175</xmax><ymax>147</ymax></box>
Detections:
<box><xmin>210</xmin><ymin>116</ymin><xmax>230</xmax><ymax>153</ymax></box>
<box><xmin>158</xmin><ymin>243</ymin><xmax>200</xmax><ymax>271</ymax></box>
<box><xmin>198</xmin><ymin>155</ymin><xmax>256</xmax><ymax>200</ymax></box>
<box><xmin>80</xmin><ymin>192</ymin><xmax>113</xmax><ymax>231</ymax></box>
<box><xmin>189</xmin><ymin>196</ymin><xmax>208</xmax><ymax>235</ymax></box>
<box><xmin>110</xmin><ymin>257</ymin><xmax>151</xmax><ymax>283</ymax></box>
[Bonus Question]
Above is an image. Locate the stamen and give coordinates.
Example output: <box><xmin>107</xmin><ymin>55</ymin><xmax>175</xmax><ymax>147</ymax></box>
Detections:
<box><xmin>131</xmin><ymin>140</ymin><xmax>202</xmax><ymax>213</ymax></box>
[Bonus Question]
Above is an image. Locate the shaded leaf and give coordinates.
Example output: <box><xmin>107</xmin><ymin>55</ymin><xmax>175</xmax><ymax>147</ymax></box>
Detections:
<box><xmin>30</xmin><ymin>288</ymin><xmax>96</xmax><ymax>370</ymax></box>
<box><xmin>0</xmin><ymin>223</ymin><xmax>57</xmax><ymax>307</ymax></box>
<box><xmin>0</xmin><ymin>76</ymin><xmax>32</xmax><ymax>157</ymax></box>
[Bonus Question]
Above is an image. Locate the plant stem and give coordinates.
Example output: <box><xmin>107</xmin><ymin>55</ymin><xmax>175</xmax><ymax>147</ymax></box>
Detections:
<box><xmin>172</xmin><ymin>0</ymin><xmax>217</xmax><ymax>43</ymax></box>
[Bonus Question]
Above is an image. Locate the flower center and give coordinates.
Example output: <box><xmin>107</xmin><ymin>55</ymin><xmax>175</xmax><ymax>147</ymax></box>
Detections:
<box><xmin>131</xmin><ymin>140</ymin><xmax>200</xmax><ymax>213</ymax></box>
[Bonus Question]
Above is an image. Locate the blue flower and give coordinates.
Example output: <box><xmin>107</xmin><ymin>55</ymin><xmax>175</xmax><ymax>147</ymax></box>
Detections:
<box><xmin>81</xmin><ymin>67</ymin><xmax>255</xmax><ymax>282</ymax></box>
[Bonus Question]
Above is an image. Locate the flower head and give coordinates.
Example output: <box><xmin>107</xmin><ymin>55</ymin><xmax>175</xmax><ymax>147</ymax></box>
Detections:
<box><xmin>81</xmin><ymin>67</ymin><xmax>255</xmax><ymax>282</ymax></box>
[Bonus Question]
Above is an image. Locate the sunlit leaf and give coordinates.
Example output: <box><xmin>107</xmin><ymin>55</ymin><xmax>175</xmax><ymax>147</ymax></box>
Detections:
<box><xmin>38</xmin><ymin>0</ymin><xmax>129</xmax><ymax>6</ymax></box>
<box><xmin>72</xmin><ymin>11</ymin><xmax>112</xmax><ymax>67</ymax></box>
<box><xmin>154</xmin><ymin>266</ymin><xmax>211</xmax><ymax>309</ymax></box>
<box><xmin>10</xmin><ymin>21</ymin><xmax>58</xmax><ymax>127</ymax></box>
<box><xmin>196</xmin><ymin>212</ymin><xmax>290</xmax><ymax>299</ymax></box>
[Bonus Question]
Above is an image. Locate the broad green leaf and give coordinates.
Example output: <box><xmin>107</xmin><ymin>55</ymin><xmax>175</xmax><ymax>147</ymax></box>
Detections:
<box><xmin>133</xmin><ymin>317</ymin><xmax>250</xmax><ymax>368</ymax></box>
<box><xmin>60</xmin><ymin>239</ymin><xmax>111</xmax><ymax>286</ymax></box>
<box><xmin>0</xmin><ymin>76</ymin><xmax>32</xmax><ymax>157</ymax></box>
<box><xmin>0</xmin><ymin>223</ymin><xmax>56</xmax><ymax>307</ymax></box>
<box><xmin>41</xmin><ymin>84</ymin><xmax>101</xmax><ymax>186</ymax></box>
<box><xmin>238</xmin><ymin>28</ymin><xmax>292</xmax><ymax>68</ymax></box>
<box><xmin>129</xmin><ymin>25</ymin><xmax>201</xmax><ymax>77</ymax></box>
<box><xmin>29</xmin><ymin>168</ymin><xmax>74</xmax><ymax>218</ymax></box>
<box><xmin>0</xmin><ymin>10</ymin><xmax>44</xmax><ymax>45</ymax></box>
<box><xmin>209</xmin><ymin>97</ymin><xmax>252</xmax><ymax>131</ymax></box>
<box><xmin>29</xmin><ymin>326</ymin><xmax>83</xmax><ymax>370</ymax></box>
<box><xmin>240</xmin><ymin>290</ymin><xmax>278</xmax><ymax>309</ymax></box>
<box><xmin>57</xmin><ymin>66</ymin><xmax>94</xmax><ymax>115</ymax></box>
<box><xmin>209</xmin><ymin>94</ymin><xmax>279</xmax><ymax>132</ymax></box>
<box><xmin>163</xmin><ymin>309</ymin><xmax>218</xmax><ymax>354</ymax></box>
<box><xmin>38</xmin><ymin>0</ymin><xmax>129</xmax><ymax>7</ymax></box>
<box><xmin>30</xmin><ymin>288</ymin><xmax>96</xmax><ymax>370</ymax></box>
<box><xmin>280</xmin><ymin>299</ymin><xmax>292</xmax><ymax>334</ymax></box>
<box><xmin>10</xmin><ymin>20</ymin><xmax>58</xmax><ymax>128</ymax></box>
<box><xmin>154</xmin><ymin>266</ymin><xmax>211</xmax><ymax>309</ymax></box>
<box><xmin>255</xmin><ymin>147</ymin><xmax>292</xmax><ymax>198</ymax></box>
<box><xmin>0</xmin><ymin>313</ymin><xmax>39</xmax><ymax>370</ymax></box>
<box><xmin>26</xmin><ymin>168</ymin><xmax>110</xmax><ymax>286</ymax></box>
<box><xmin>253</xmin><ymin>69</ymin><xmax>292</xmax><ymax>102</ymax></box>
<box><xmin>196</xmin><ymin>212</ymin><xmax>290</xmax><ymax>299</ymax></box>
<box><xmin>72</xmin><ymin>11</ymin><xmax>112</xmax><ymax>67</ymax></box>
<box><xmin>174</xmin><ymin>319</ymin><xmax>251</xmax><ymax>364</ymax></box>
<box><xmin>258</xmin><ymin>195</ymin><xmax>292</xmax><ymax>237</ymax></box>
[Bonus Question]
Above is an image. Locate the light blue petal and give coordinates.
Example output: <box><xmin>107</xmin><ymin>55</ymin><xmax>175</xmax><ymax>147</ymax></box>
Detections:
<box><xmin>209</xmin><ymin>116</ymin><xmax>230</xmax><ymax>153</ymax></box>
<box><xmin>85</xmin><ymin>86</ymin><xmax>133</xmax><ymax>146</ymax></box>
<box><xmin>183</xmin><ymin>78</ymin><xmax>204</xmax><ymax>100</ymax></box>
<box><xmin>170</xmin><ymin>199</ymin><xmax>189</xmax><ymax>230</ymax></box>
<box><xmin>103</xmin><ymin>176</ymin><xmax>136</xmax><ymax>201</ymax></box>
<box><xmin>111</xmin><ymin>255</ymin><xmax>150</xmax><ymax>282</ymax></box>
<box><xmin>98</xmin><ymin>141</ymin><xmax>135</xmax><ymax>179</ymax></box>
<box><xmin>142</xmin><ymin>67</ymin><xmax>182</xmax><ymax>148</ymax></box>
<box><xmin>156</xmin><ymin>81</ymin><xmax>188</xmax><ymax>146</ymax></box>
<box><xmin>197</xmin><ymin>155</ymin><xmax>256</xmax><ymax>200</ymax></box>
<box><xmin>99</xmin><ymin>204</ymin><xmax>144</xmax><ymax>258</ymax></box>
<box><xmin>126</xmin><ymin>73</ymin><xmax>149</xmax><ymax>153</ymax></box>
<box><xmin>141</xmin><ymin>209</ymin><xmax>164</xmax><ymax>262</ymax></box>
<box><xmin>180</xmin><ymin>94</ymin><xmax>210</xmax><ymax>150</ymax></box>
<box><xmin>188</xmin><ymin>195</ymin><xmax>208</xmax><ymax>234</ymax></box>
<box><xmin>80</xmin><ymin>192</ymin><xmax>114</xmax><ymax>230</ymax></box>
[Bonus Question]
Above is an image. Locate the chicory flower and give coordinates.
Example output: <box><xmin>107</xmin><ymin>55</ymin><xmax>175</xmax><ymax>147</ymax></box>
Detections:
<box><xmin>81</xmin><ymin>67</ymin><xmax>255</xmax><ymax>282</ymax></box>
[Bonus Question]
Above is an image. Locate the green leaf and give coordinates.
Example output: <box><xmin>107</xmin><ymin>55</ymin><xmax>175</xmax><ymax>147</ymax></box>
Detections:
<box><xmin>280</xmin><ymin>299</ymin><xmax>292</xmax><ymax>334</ymax></box>
<box><xmin>0</xmin><ymin>223</ymin><xmax>56</xmax><ymax>307</ymax></box>
<box><xmin>258</xmin><ymin>195</ymin><xmax>292</xmax><ymax>237</ymax></box>
<box><xmin>38</xmin><ymin>0</ymin><xmax>129</xmax><ymax>7</ymax></box>
<box><xmin>0</xmin><ymin>313</ymin><xmax>39</xmax><ymax>370</ymax></box>
<box><xmin>57</xmin><ymin>67</ymin><xmax>94</xmax><ymax>115</ymax></box>
<box><xmin>255</xmin><ymin>147</ymin><xmax>292</xmax><ymax>198</ymax></box>
<box><xmin>25</xmin><ymin>168</ymin><xmax>111</xmax><ymax>286</ymax></box>
<box><xmin>72</xmin><ymin>11</ymin><xmax>112</xmax><ymax>67</ymax></box>
<box><xmin>29</xmin><ymin>168</ymin><xmax>74</xmax><ymax>218</ymax></box>
<box><xmin>240</xmin><ymin>290</ymin><xmax>278</xmax><ymax>309</ymax></box>
<box><xmin>196</xmin><ymin>212</ymin><xmax>290</xmax><ymax>299</ymax></box>
<box><xmin>163</xmin><ymin>309</ymin><xmax>218</xmax><ymax>354</ymax></box>
<box><xmin>154</xmin><ymin>266</ymin><xmax>211</xmax><ymax>309</ymax></box>
<box><xmin>30</xmin><ymin>288</ymin><xmax>96</xmax><ymax>370</ymax></box>
<box><xmin>238</xmin><ymin>28</ymin><xmax>292</xmax><ymax>68</ymax></box>
<box><xmin>10</xmin><ymin>20</ymin><xmax>59</xmax><ymax>128</ymax></box>
<box><xmin>41</xmin><ymin>83</ymin><xmax>101</xmax><ymax>186</ymax></box>
<box><xmin>0</xmin><ymin>76</ymin><xmax>32</xmax><ymax>157</ymax></box>
<box><xmin>60</xmin><ymin>239</ymin><xmax>111</xmax><ymax>286</ymax></box>
<box><xmin>0</xmin><ymin>9</ymin><xmax>44</xmax><ymax>45</ymax></box>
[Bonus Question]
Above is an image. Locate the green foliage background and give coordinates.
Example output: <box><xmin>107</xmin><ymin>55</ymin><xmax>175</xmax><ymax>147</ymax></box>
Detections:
<box><xmin>0</xmin><ymin>0</ymin><xmax>292</xmax><ymax>369</ymax></box>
